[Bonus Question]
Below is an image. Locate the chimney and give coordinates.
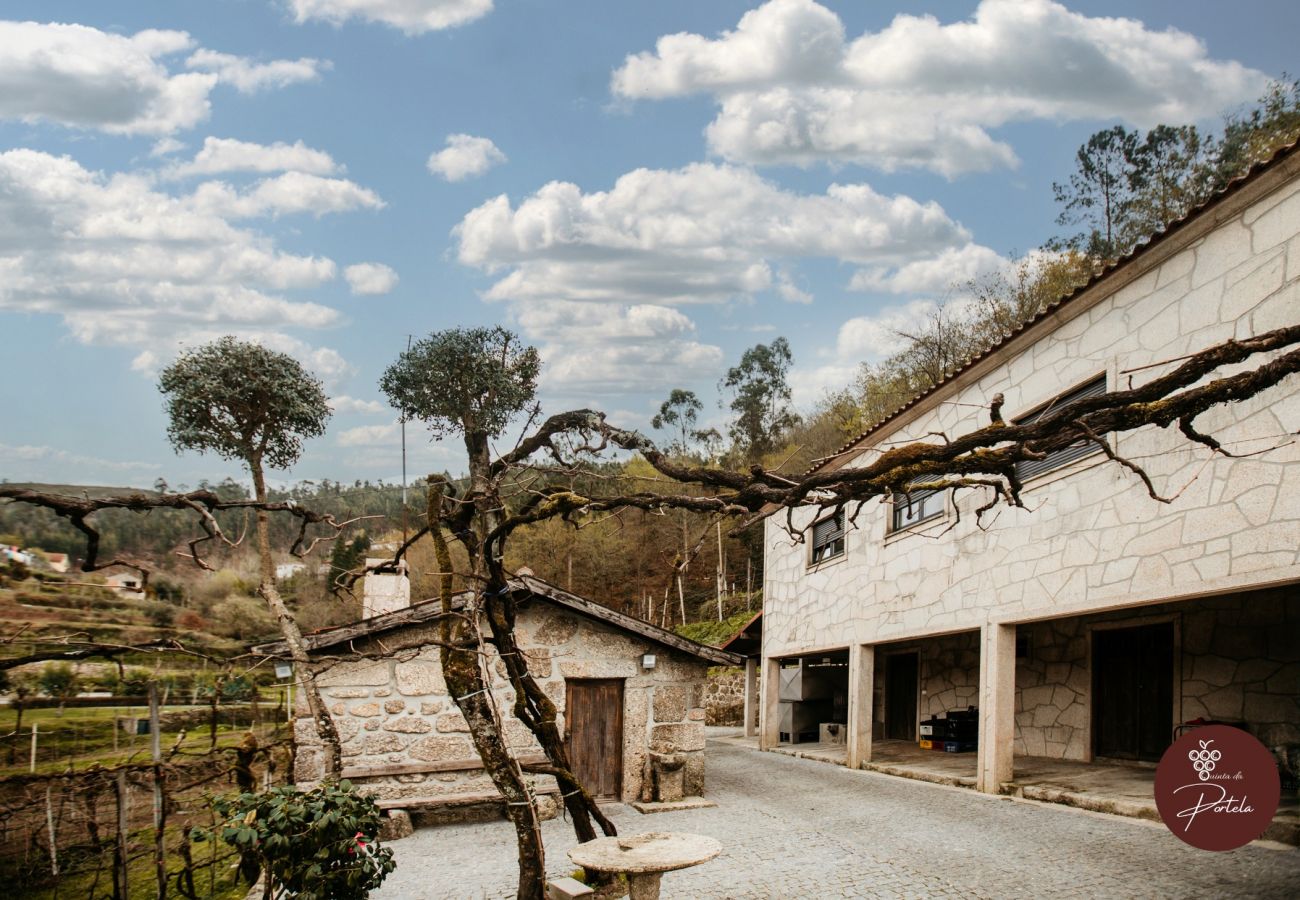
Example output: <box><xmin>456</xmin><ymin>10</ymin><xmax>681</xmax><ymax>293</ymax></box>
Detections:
<box><xmin>362</xmin><ymin>558</ymin><xmax>410</xmax><ymax>619</ymax></box>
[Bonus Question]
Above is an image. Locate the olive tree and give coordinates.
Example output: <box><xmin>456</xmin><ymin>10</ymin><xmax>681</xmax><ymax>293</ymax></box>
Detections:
<box><xmin>159</xmin><ymin>336</ymin><xmax>342</xmax><ymax>775</ymax></box>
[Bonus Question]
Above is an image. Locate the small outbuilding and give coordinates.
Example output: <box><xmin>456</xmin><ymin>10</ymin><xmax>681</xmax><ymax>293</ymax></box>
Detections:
<box><xmin>257</xmin><ymin>573</ymin><xmax>740</xmax><ymax>821</ymax></box>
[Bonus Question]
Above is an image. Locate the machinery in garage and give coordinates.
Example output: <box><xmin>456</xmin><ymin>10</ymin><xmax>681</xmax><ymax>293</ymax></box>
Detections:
<box><xmin>777</xmin><ymin>653</ymin><xmax>848</xmax><ymax>744</ymax></box>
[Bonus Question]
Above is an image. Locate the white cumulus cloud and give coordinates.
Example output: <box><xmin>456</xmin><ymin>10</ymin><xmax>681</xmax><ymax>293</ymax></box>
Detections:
<box><xmin>188</xmin><ymin>171</ymin><xmax>384</xmax><ymax>219</ymax></box>
<box><xmin>454</xmin><ymin>162</ymin><xmax>983</xmax><ymax>307</ymax></box>
<box><xmin>0</xmin><ymin>21</ymin><xmax>326</xmax><ymax>135</ymax></box>
<box><xmin>850</xmin><ymin>244</ymin><xmax>1008</xmax><ymax>295</ymax></box>
<box><xmin>331</xmin><ymin>395</ymin><xmax>388</xmax><ymax>415</ymax></box>
<box><xmin>427</xmin><ymin>134</ymin><xmax>506</xmax><ymax>182</ymax></box>
<box><xmin>337</xmin><ymin>423</ymin><xmax>400</xmax><ymax>447</ymax></box>
<box><xmin>612</xmin><ymin>0</ymin><xmax>1268</xmax><ymax>176</ymax></box>
<box><xmin>343</xmin><ymin>262</ymin><xmax>399</xmax><ymax>295</ymax></box>
<box><xmin>184</xmin><ymin>49</ymin><xmax>327</xmax><ymax>93</ymax></box>
<box><xmin>287</xmin><ymin>0</ymin><xmax>493</xmax><ymax>35</ymax></box>
<box><xmin>512</xmin><ymin>301</ymin><xmax>723</xmax><ymax>394</ymax></box>
<box><xmin>0</xmin><ymin>148</ymin><xmax>370</xmax><ymax>375</ymax></box>
<box><xmin>168</xmin><ymin>137</ymin><xmax>341</xmax><ymax>178</ymax></box>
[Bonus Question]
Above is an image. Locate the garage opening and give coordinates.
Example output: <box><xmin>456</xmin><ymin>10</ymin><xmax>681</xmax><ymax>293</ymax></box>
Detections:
<box><xmin>777</xmin><ymin>651</ymin><xmax>849</xmax><ymax>745</ymax></box>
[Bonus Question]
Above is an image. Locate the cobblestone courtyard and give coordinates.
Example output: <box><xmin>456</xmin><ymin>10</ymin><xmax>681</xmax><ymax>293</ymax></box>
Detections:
<box><xmin>376</xmin><ymin>729</ymin><xmax>1300</xmax><ymax>898</ymax></box>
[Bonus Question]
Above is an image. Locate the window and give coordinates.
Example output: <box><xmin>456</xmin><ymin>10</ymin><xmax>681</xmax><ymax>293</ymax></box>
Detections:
<box><xmin>891</xmin><ymin>487</ymin><xmax>944</xmax><ymax>532</ymax></box>
<box><xmin>1014</xmin><ymin>374</ymin><xmax>1107</xmax><ymax>481</ymax></box>
<box><xmin>810</xmin><ymin>510</ymin><xmax>845</xmax><ymax>563</ymax></box>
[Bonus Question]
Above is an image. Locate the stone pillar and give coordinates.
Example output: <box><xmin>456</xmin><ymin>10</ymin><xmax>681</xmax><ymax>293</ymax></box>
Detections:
<box><xmin>743</xmin><ymin>657</ymin><xmax>759</xmax><ymax>738</ymax></box>
<box><xmin>846</xmin><ymin>643</ymin><xmax>874</xmax><ymax>769</ymax></box>
<box><xmin>759</xmin><ymin>655</ymin><xmax>782</xmax><ymax>751</ymax></box>
<box><xmin>977</xmin><ymin>622</ymin><xmax>1016</xmax><ymax>794</ymax></box>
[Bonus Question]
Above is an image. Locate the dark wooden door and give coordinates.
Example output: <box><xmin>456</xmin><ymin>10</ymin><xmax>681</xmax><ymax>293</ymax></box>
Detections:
<box><xmin>885</xmin><ymin>653</ymin><xmax>919</xmax><ymax>741</ymax></box>
<box><xmin>565</xmin><ymin>679</ymin><xmax>624</xmax><ymax>799</ymax></box>
<box><xmin>1093</xmin><ymin>623</ymin><xmax>1174</xmax><ymax>761</ymax></box>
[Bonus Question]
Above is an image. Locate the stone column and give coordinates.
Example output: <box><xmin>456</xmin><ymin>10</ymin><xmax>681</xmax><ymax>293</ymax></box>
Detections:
<box><xmin>743</xmin><ymin>657</ymin><xmax>759</xmax><ymax>738</ymax></box>
<box><xmin>977</xmin><ymin>622</ymin><xmax>1016</xmax><ymax>794</ymax></box>
<box><xmin>846</xmin><ymin>643</ymin><xmax>874</xmax><ymax>769</ymax></box>
<box><xmin>759</xmin><ymin>655</ymin><xmax>782</xmax><ymax>751</ymax></box>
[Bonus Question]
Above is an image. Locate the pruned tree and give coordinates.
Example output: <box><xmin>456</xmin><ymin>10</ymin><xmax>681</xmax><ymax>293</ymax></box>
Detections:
<box><xmin>158</xmin><ymin>336</ymin><xmax>343</xmax><ymax>776</ymax></box>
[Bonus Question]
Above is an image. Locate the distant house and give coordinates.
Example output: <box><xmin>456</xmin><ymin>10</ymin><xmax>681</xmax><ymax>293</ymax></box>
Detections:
<box><xmin>2</xmin><ymin>546</ymin><xmax>33</xmax><ymax>567</ymax></box>
<box><xmin>43</xmin><ymin>552</ymin><xmax>70</xmax><ymax>574</ymax></box>
<box><xmin>255</xmin><ymin>573</ymin><xmax>740</xmax><ymax>821</ymax></box>
<box><xmin>275</xmin><ymin>562</ymin><xmax>307</xmax><ymax>581</ymax></box>
<box><xmin>104</xmin><ymin>572</ymin><xmax>145</xmax><ymax>598</ymax></box>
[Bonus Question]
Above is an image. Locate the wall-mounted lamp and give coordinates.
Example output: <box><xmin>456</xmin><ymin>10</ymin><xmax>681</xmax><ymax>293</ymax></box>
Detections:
<box><xmin>641</xmin><ymin>653</ymin><xmax>657</xmax><ymax>670</ymax></box>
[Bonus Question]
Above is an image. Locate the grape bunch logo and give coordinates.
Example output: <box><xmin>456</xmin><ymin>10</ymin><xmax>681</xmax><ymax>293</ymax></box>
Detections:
<box><xmin>1154</xmin><ymin>725</ymin><xmax>1281</xmax><ymax>851</ymax></box>
<box><xmin>1189</xmin><ymin>741</ymin><xmax>1221</xmax><ymax>780</ymax></box>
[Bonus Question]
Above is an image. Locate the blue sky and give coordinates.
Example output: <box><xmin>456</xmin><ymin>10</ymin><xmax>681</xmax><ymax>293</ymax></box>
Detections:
<box><xmin>1</xmin><ymin>0</ymin><xmax>1296</xmax><ymax>488</ymax></box>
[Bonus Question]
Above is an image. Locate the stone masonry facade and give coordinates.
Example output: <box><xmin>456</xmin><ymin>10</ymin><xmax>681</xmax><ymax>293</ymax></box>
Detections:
<box><xmin>760</xmin><ymin>149</ymin><xmax>1300</xmax><ymax>787</ymax></box>
<box><xmin>294</xmin><ymin>601</ymin><xmax>711</xmax><ymax>805</ymax></box>
<box><xmin>703</xmin><ymin>667</ymin><xmax>745</xmax><ymax>726</ymax></box>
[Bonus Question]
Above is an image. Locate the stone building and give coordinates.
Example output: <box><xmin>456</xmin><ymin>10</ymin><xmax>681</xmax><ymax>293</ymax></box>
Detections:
<box><xmin>259</xmin><ymin>573</ymin><xmax>739</xmax><ymax>820</ymax></box>
<box><xmin>758</xmin><ymin>142</ymin><xmax>1300</xmax><ymax>807</ymax></box>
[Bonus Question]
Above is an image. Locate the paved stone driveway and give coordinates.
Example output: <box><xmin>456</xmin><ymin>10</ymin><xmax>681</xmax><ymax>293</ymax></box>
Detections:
<box><xmin>377</xmin><ymin>731</ymin><xmax>1299</xmax><ymax>898</ymax></box>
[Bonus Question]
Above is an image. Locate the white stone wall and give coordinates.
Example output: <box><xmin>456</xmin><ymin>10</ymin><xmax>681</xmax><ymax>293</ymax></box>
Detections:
<box><xmin>764</xmin><ymin>165</ymin><xmax>1300</xmax><ymax>659</ymax></box>
<box><xmin>295</xmin><ymin>602</ymin><xmax>711</xmax><ymax>804</ymax></box>
<box><xmin>362</xmin><ymin>558</ymin><xmax>410</xmax><ymax>619</ymax></box>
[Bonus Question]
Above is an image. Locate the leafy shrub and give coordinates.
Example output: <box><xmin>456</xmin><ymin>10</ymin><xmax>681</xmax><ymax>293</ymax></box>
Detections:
<box><xmin>210</xmin><ymin>595</ymin><xmax>276</xmax><ymax>640</ymax></box>
<box><xmin>144</xmin><ymin>601</ymin><xmax>175</xmax><ymax>628</ymax></box>
<box><xmin>176</xmin><ymin>609</ymin><xmax>209</xmax><ymax>631</ymax></box>
<box><xmin>202</xmin><ymin>781</ymin><xmax>395</xmax><ymax>899</ymax></box>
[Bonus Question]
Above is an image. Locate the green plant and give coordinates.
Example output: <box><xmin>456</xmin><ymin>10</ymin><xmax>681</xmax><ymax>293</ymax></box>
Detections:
<box><xmin>202</xmin><ymin>781</ymin><xmax>395</xmax><ymax>899</ymax></box>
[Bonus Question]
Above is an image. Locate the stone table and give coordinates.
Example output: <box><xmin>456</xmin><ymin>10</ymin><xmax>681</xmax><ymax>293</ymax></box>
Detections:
<box><xmin>568</xmin><ymin>831</ymin><xmax>721</xmax><ymax>900</ymax></box>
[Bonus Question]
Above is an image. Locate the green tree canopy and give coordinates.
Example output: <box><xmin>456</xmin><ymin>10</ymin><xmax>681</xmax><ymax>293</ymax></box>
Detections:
<box><xmin>651</xmin><ymin>389</ymin><xmax>705</xmax><ymax>457</ymax></box>
<box><xmin>380</xmin><ymin>326</ymin><xmax>540</xmax><ymax>441</ymax></box>
<box><xmin>721</xmin><ymin>337</ymin><xmax>799</xmax><ymax>461</ymax></box>
<box><xmin>158</xmin><ymin>336</ymin><xmax>330</xmax><ymax>471</ymax></box>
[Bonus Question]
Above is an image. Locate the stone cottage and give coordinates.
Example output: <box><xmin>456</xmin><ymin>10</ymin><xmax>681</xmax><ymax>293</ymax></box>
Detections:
<box><xmin>257</xmin><ymin>573</ymin><xmax>740</xmax><ymax>820</ymax></box>
<box><xmin>758</xmin><ymin>140</ymin><xmax>1300</xmax><ymax>806</ymax></box>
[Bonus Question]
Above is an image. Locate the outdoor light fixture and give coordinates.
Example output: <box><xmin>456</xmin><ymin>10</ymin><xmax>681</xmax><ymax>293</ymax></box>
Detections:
<box><xmin>642</xmin><ymin>653</ymin><xmax>657</xmax><ymax>670</ymax></box>
<box><xmin>274</xmin><ymin>662</ymin><xmax>293</xmax><ymax>680</ymax></box>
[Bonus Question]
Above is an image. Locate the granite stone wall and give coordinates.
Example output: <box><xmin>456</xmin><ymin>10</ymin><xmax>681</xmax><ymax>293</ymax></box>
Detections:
<box><xmin>703</xmin><ymin>667</ymin><xmax>745</xmax><ymax>726</ymax></box>
<box><xmin>1012</xmin><ymin>587</ymin><xmax>1300</xmax><ymax>764</ymax></box>
<box><xmin>871</xmin><ymin>631</ymin><xmax>980</xmax><ymax>737</ymax></box>
<box><xmin>294</xmin><ymin>603</ymin><xmax>711</xmax><ymax>806</ymax></box>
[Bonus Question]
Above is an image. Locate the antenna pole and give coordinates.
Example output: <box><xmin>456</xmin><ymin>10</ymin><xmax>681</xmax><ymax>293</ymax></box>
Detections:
<box><xmin>401</xmin><ymin>334</ymin><xmax>412</xmax><ymax>543</ymax></box>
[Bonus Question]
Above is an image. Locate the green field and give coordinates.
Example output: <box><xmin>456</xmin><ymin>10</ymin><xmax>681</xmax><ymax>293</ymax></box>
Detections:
<box><xmin>1</xmin><ymin>693</ymin><xmax>289</xmax><ymax>776</ymax></box>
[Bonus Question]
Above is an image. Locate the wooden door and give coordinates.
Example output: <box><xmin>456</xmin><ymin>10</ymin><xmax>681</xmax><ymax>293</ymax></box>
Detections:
<box><xmin>565</xmin><ymin>679</ymin><xmax>624</xmax><ymax>799</ymax></box>
<box><xmin>1093</xmin><ymin>623</ymin><xmax>1174</xmax><ymax>761</ymax></box>
<box><xmin>884</xmin><ymin>653</ymin><xmax>919</xmax><ymax>741</ymax></box>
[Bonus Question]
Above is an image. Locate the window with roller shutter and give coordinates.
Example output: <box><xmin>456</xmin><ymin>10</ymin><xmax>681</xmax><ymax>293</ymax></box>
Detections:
<box><xmin>810</xmin><ymin>510</ymin><xmax>845</xmax><ymax>563</ymax></box>
<box><xmin>1014</xmin><ymin>374</ymin><xmax>1107</xmax><ymax>481</ymax></box>
<box><xmin>890</xmin><ymin>486</ymin><xmax>944</xmax><ymax>532</ymax></box>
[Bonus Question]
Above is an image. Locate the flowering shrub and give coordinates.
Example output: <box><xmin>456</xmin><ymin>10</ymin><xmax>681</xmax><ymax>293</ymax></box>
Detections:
<box><xmin>202</xmin><ymin>780</ymin><xmax>396</xmax><ymax>899</ymax></box>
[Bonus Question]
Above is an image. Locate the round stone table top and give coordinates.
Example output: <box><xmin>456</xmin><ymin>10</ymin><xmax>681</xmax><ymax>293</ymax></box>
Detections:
<box><xmin>567</xmin><ymin>831</ymin><xmax>721</xmax><ymax>875</ymax></box>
